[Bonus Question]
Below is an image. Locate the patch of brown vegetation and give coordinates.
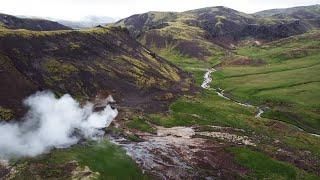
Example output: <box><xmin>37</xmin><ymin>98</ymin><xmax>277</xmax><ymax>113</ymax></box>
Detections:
<box><xmin>265</xmin><ymin>121</ymin><xmax>289</xmax><ymax>131</ymax></box>
<box><xmin>143</xmin><ymin>30</ymin><xmax>175</xmax><ymax>49</ymax></box>
<box><xmin>143</xmin><ymin>31</ymin><xmax>212</xmax><ymax>60</ymax></box>
<box><xmin>221</xmin><ymin>56</ymin><xmax>266</xmax><ymax>67</ymax></box>
<box><xmin>112</xmin><ymin>126</ymin><xmax>251</xmax><ymax>179</ymax></box>
<box><xmin>0</xmin><ymin>54</ymin><xmax>38</xmax><ymax>119</ymax></box>
<box><xmin>174</xmin><ymin>40</ymin><xmax>212</xmax><ymax>60</ymax></box>
<box><xmin>194</xmin><ymin>144</ymin><xmax>249</xmax><ymax>179</ymax></box>
<box><xmin>271</xmin><ymin>148</ymin><xmax>320</xmax><ymax>176</ymax></box>
<box><xmin>212</xmin><ymin>36</ymin><xmax>237</xmax><ymax>50</ymax></box>
<box><xmin>0</xmin><ymin>162</ymin><xmax>11</xmax><ymax>179</ymax></box>
<box><xmin>280</xmin><ymin>49</ymin><xmax>310</xmax><ymax>59</ymax></box>
<box><xmin>229</xmin><ymin>57</ymin><xmax>266</xmax><ymax>66</ymax></box>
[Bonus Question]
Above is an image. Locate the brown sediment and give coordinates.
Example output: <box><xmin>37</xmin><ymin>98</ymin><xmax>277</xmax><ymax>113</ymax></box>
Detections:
<box><xmin>110</xmin><ymin>126</ymin><xmax>251</xmax><ymax>179</ymax></box>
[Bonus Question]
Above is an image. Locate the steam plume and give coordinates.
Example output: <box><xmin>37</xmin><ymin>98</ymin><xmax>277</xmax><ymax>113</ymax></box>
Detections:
<box><xmin>0</xmin><ymin>91</ymin><xmax>118</xmax><ymax>159</ymax></box>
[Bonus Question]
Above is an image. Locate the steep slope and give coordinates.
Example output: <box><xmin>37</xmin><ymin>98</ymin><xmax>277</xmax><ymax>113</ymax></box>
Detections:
<box><xmin>255</xmin><ymin>5</ymin><xmax>320</xmax><ymax>28</ymax></box>
<box><xmin>115</xmin><ymin>6</ymin><xmax>313</xmax><ymax>60</ymax></box>
<box><xmin>115</xmin><ymin>10</ymin><xmax>224</xmax><ymax>62</ymax></box>
<box><xmin>0</xmin><ymin>13</ymin><xmax>71</xmax><ymax>31</ymax></box>
<box><xmin>0</xmin><ymin>26</ymin><xmax>192</xmax><ymax>119</ymax></box>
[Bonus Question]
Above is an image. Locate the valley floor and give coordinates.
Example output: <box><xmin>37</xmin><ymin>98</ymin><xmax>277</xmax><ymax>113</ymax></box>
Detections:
<box><xmin>2</xmin><ymin>31</ymin><xmax>320</xmax><ymax>179</ymax></box>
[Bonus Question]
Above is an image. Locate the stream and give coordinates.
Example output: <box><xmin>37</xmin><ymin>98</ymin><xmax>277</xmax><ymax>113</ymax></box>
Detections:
<box><xmin>202</xmin><ymin>68</ymin><xmax>320</xmax><ymax>137</ymax></box>
<box><xmin>107</xmin><ymin>68</ymin><xmax>318</xmax><ymax>179</ymax></box>
<box><xmin>201</xmin><ymin>68</ymin><xmax>265</xmax><ymax>118</ymax></box>
<box><xmin>105</xmin><ymin>68</ymin><xmax>261</xmax><ymax>179</ymax></box>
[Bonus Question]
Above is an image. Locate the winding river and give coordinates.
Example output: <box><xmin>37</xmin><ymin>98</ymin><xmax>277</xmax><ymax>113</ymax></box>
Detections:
<box><xmin>105</xmin><ymin>68</ymin><xmax>319</xmax><ymax>179</ymax></box>
<box><xmin>202</xmin><ymin>68</ymin><xmax>320</xmax><ymax>137</ymax></box>
<box><xmin>201</xmin><ymin>68</ymin><xmax>265</xmax><ymax>118</ymax></box>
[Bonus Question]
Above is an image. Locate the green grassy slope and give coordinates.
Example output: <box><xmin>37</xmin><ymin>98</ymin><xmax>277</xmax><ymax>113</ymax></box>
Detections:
<box><xmin>0</xmin><ymin>26</ymin><xmax>194</xmax><ymax>179</ymax></box>
<box><xmin>11</xmin><ymin>141</ymin><xmax>147</xmax><ymax>179</ymax></box>
<box><xmin>115</xmin><ymin>10</ymin><xmax>225</xmax><ymax>60</ymax></box>
<box><xmin>129</xmin><ymin>30</ymin><xmax>320</xmax><ymax>178</ymax></box>
<box><xmin>115</xmin><ymin>5</ymin><xmax>316</xmax><ymax>60</ymax></box>
<box><xmin>213</xmin><ymin>30</ymin><xmax>320</xmax><ymax>133</ymax></box>
<box><xmin>229</xmin><ymin>147</ymin><xmax>318</xmax><ymax>179</ymax></box>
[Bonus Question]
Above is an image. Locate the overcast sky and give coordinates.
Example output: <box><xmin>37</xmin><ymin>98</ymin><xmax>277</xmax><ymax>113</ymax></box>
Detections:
<box><xmin>0</xmin><ymin>0</ymin><xmax>319</xmax><ymax>21</ymax></box>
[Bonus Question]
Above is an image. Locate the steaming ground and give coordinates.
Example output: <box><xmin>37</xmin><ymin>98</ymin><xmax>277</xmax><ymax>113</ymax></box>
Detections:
<box><xmin>0</xmin><ymin>91</ymin><xmax>118</xmax><ymax>159</ymax></box>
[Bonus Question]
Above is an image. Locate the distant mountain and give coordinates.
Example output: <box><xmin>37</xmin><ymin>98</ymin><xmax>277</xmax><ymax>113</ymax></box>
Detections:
<box><xmin>16</xmin><ymin>15</ymin><xmax>117</xmax><ymax>29</ymax></box>
<box><xmin>0</xmin><ymin>13</ymin><xmax>71</xmax><ymax>31</ymax></box>
<box><xmin>114</xmin><ymin>6</ymin><xmax>315</xmax><ymax>58</ymax></box>
<box><xmin>255</xmin><ymin>4</ymin><xmax>320</xmax><ymax>27</ymax></box>
<box><xmin>255</xmin><ymin>4</ymin><xmax>320</xmax><ymax>17</ymax></box>
<box><xmin>56</xmin><ymin>16</ymin><xmax>117</xmax><ymax>29</ymax></box>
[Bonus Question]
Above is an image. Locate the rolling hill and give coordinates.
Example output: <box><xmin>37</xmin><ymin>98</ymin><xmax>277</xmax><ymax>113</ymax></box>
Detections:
<box><xmin>114</xmin><ymin>5</ymin><xmax>318</xmax><ymax>61</ymax></box>
<box><xmin>255</xmin><ymin>4</ymin><xmax>320</xmax><ymax>28</ymax></box>
<box><xmin>0</xmin><ymin>13</ymin><xmax>71</xmax><ymax>31</ymax></box>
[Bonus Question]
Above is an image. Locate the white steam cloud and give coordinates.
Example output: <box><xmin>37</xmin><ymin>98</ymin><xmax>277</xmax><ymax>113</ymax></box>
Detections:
<box><xmin>0</xmin><ymin>91</ymin><xmax>118</xmax><ymax>159</ymax></box>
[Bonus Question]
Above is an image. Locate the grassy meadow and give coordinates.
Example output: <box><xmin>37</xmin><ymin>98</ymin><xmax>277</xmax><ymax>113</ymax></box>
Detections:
<box><xmin>145</xmin><ymin>31</ymin><xmax>320</xmax><ymax>178</ymax></box>
<box><xmin>213</xmin><ymin>30</ymin><xmax>320</xmax><ymax>133</ymax></box>
<box><xmin>7</xmin><ymin>29</ymin><xmax>320</xmax><ymax>179</ymax></box>
<box><xmin>12</xmin><ymin>141</ymin><xmax>147</xmax><ymax>179</ymax></box>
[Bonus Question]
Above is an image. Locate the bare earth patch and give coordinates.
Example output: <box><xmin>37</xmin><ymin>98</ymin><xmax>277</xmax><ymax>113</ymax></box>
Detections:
<box><xmin>110</xmin><ymin>126</ymin><xmax>251</xmax><ymax>179</ymax></box>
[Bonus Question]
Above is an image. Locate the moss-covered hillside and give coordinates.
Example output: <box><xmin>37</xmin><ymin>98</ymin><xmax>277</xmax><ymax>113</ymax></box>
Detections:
<box><xmin>114</xmin><ymin>6</ymin><xmax>318</xmax><ymax>61</ymax></box>
<box><xmin>0</xmin><ymin>26</ymin><xmax>193</xmax><ymax>119</ymax></box>
<box><xmin>214</xmin><ymin>30</ymin><xmax>320</xmax><ymax>133</ymax></box>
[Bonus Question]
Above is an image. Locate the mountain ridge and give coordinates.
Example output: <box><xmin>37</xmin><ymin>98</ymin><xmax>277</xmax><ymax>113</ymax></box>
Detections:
<box><xmin>114</xmin><ymin>5</ymin><xmax>318</xmax><ymax>60</ymax></box>
<box><xmin>0</xmin><ymin>13</ymin><xmax>71</xmax><ymax>31</ymax></box>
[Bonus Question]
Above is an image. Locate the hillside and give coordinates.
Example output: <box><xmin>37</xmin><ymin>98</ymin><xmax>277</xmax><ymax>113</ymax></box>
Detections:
<box><xmin>0</xmin><ymin>26</ymin><xmax>192</xmax><ymax>120</ymax></box>
<box><xmin>114</xmin><ymin>6</ymin><xmax>317</xmax><ymax>61</ymax></box>
<box><xmin>0</xmin><ymin>13</ymin><xmax>71</xmax><ymax>31</ymax></box>
<box><xmin>255</xmin><ymin>4</ymin><xmax>320</xmax><ymax>18</ymax></box>
<box><xmin>214</xmin><ymin>30</ymin><xmax>320</xmax><ymax>134</ymax></box>
<box><xmin>255</xmin><ymin>5</ymin><xmax>320</xmax><ymax>28</ymax></box>
<box><xmin>109</xmin><ymin>6</ymin><xmax>320</xmax><ymax>179</ymax></box>
<box><xmin>104</xmin><ymin>30</ymin><xmax>320</xmax><ymax>179</ymax></box>
<box><xmin>115</xmin><ymin>10</ymin><xmax>220</xmax><ymax>60</ymax></box>
<box><xmin>0</xmin><ymin>5</ymin><xmax>320</xmax><ymax>179</ymax></box>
